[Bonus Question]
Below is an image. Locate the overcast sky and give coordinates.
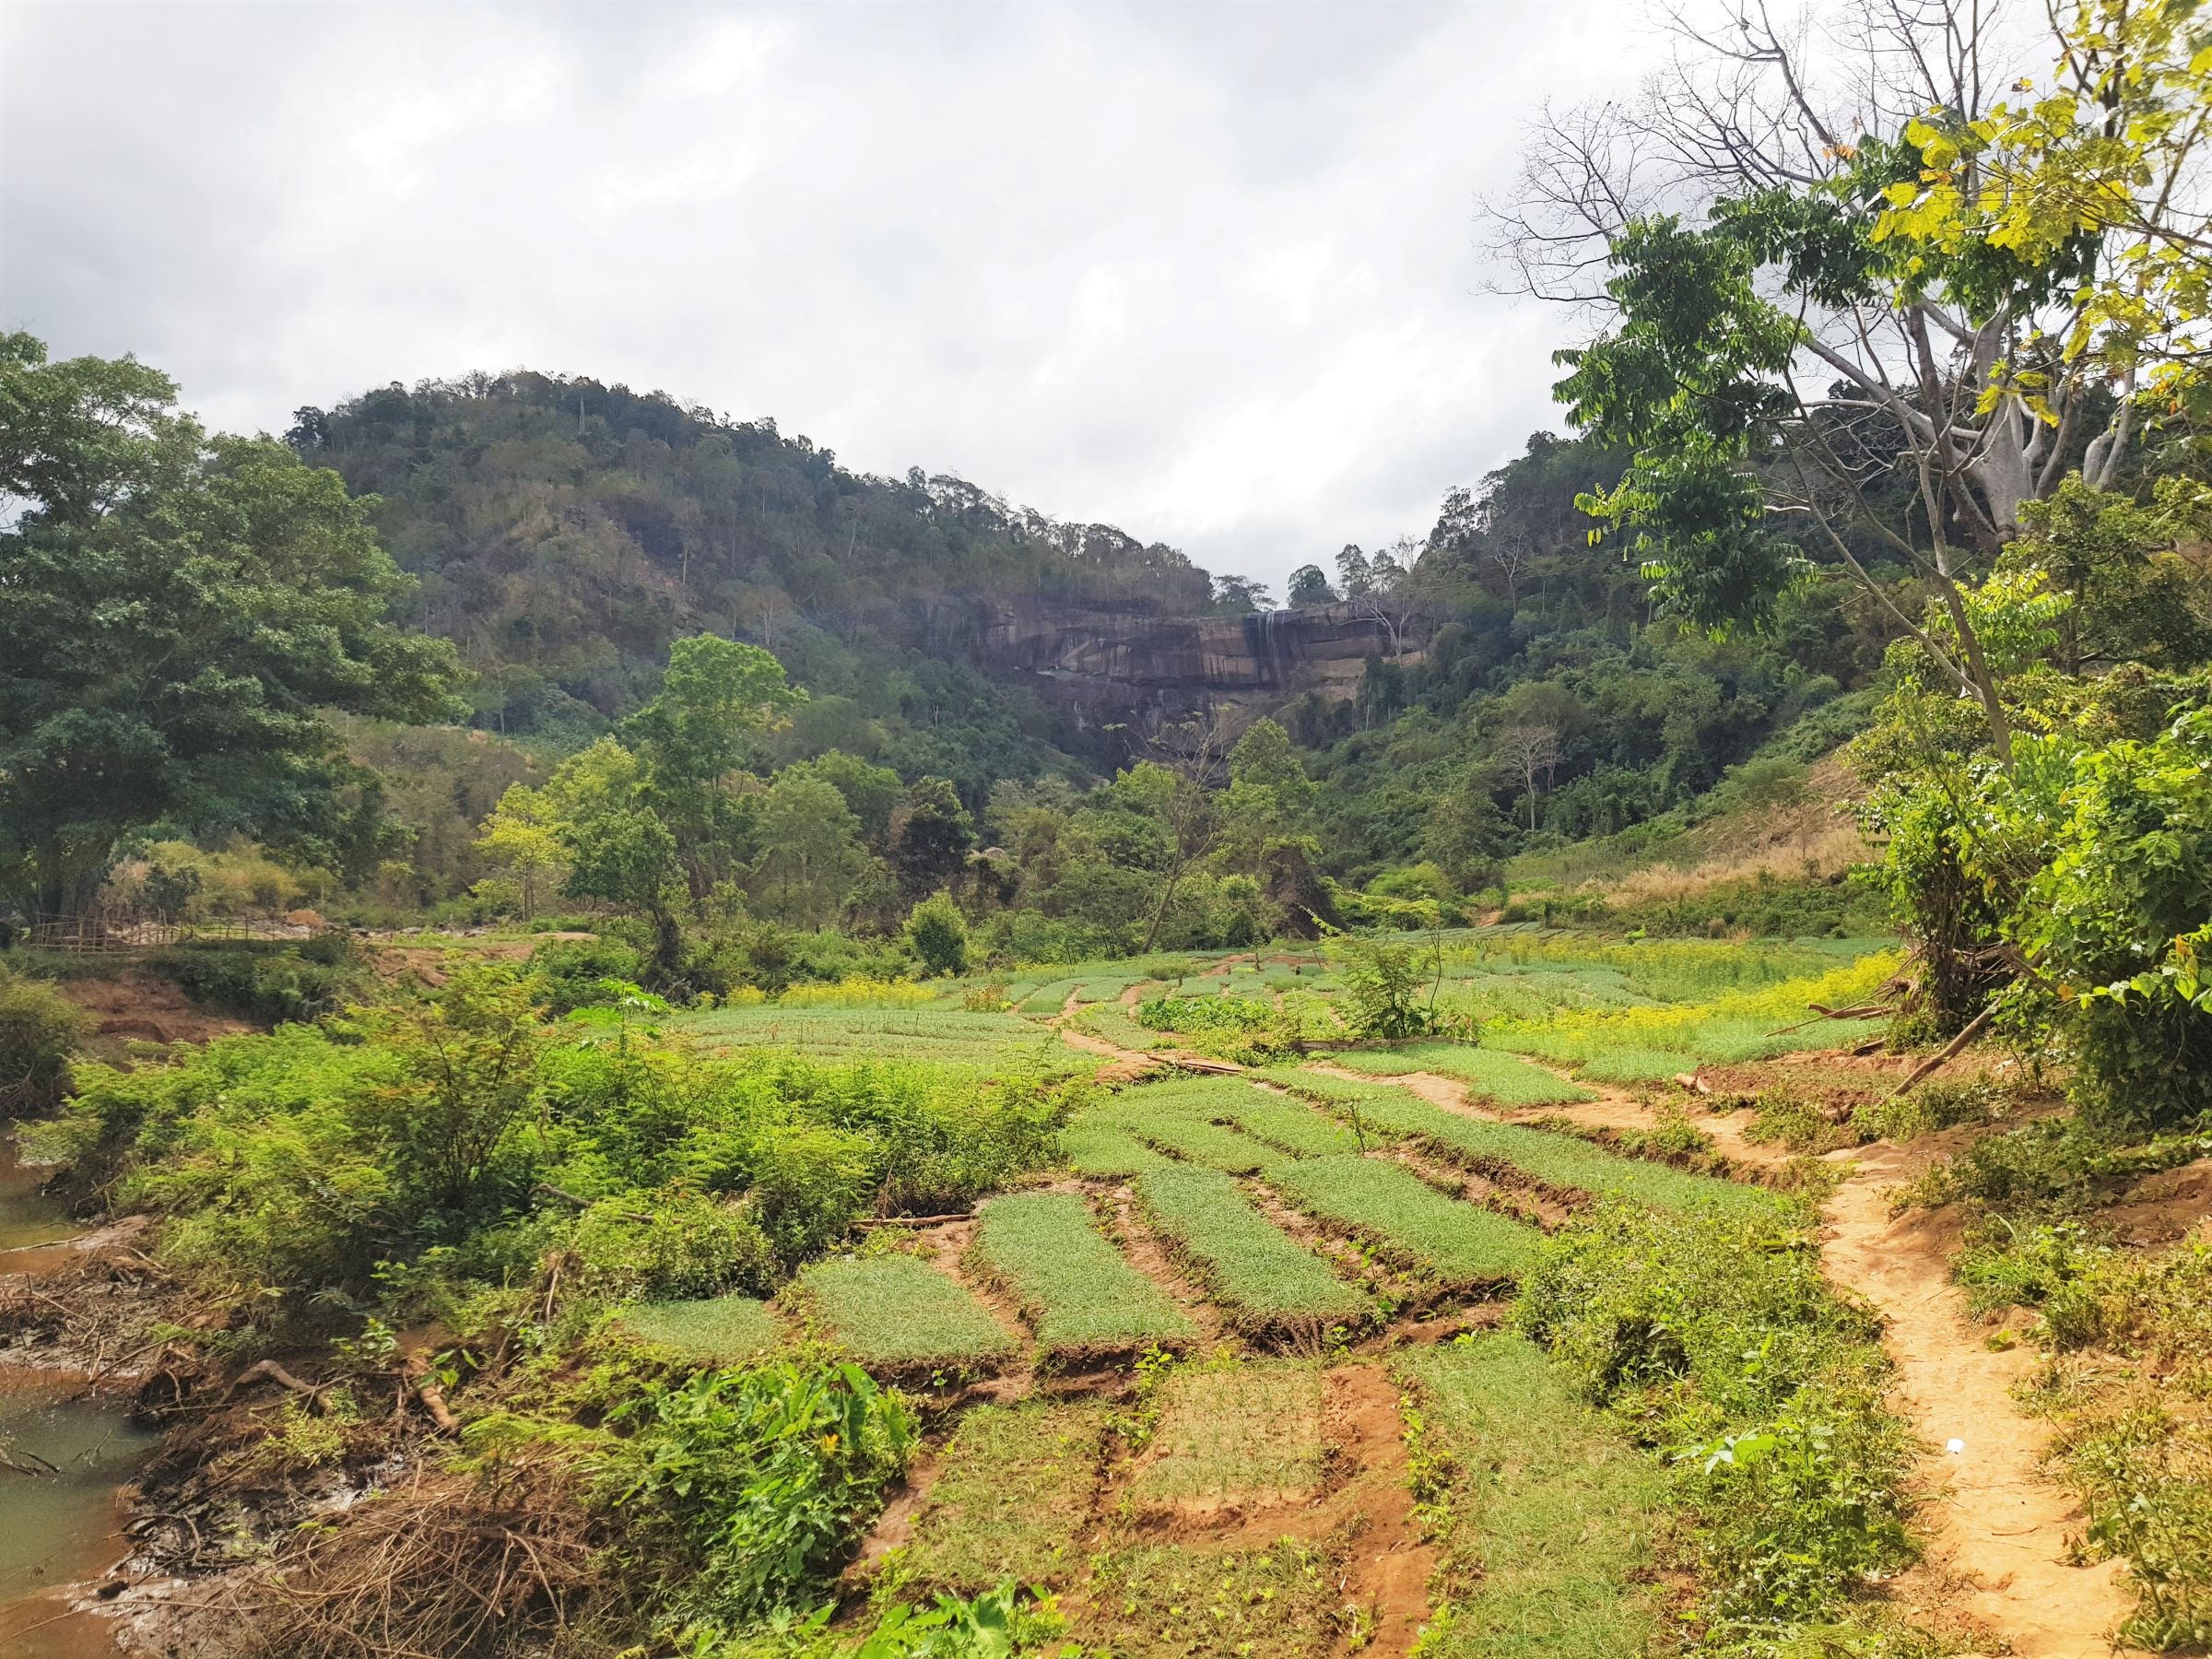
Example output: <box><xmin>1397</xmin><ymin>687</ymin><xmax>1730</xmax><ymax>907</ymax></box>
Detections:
<box><xmin>1</xmin><ymin>1</ymin><xmax>1645</xmax><ymax>590</ymax></box>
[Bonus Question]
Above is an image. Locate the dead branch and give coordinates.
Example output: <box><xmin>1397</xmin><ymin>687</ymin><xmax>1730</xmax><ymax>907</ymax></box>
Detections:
<box><xmin>225</xmin><ymin>1358</ymin><xmax>321</xmax><ymax>1400</ymax></box>
<box><xmin>1886</xmin><ymin>1003</ymin><xmax>1997</xmax><ymax>1100</ymax></box>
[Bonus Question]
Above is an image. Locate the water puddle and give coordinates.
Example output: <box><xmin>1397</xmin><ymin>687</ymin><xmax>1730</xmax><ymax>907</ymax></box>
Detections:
<box><xmin>0</xmin><ymin>1374</ymin><xmax>160</xmax><ymax>1656</ymax></box>
<box><xmin>0</xmin><ymin>1134</ymin><xmax>76</xmax><ymax>1253</ymax></box>
<box><xmin>0</xmin><ymin>1135</ymin><xmax>157</xmax><ymax>1657</ymax></box>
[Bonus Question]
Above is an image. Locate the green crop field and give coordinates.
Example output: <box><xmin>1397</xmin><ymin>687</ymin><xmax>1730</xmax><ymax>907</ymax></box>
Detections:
<box><xmin>971</xmin><ymin>1193</ymin><xmax>1194</xmax><ymax>1357</ymax></box>
<box><xmin>613</xmin><ymin>1294</ymin><xmax>782</xmax><ymax>1363</ymax></box>
<box><xmin>1394</xmin><ymin>1336</ymin><xmax>1666</xmax><ymax>1655</ymax></box>
<box><xmin>1135</xmin><ymin>1166</ymin><xmax>1369</xmax><ymax>1332</ymax></box>
<box><xmin>1207</xmin><ymin>1085</ymin><xmax>1362</xmax><ymax>1157</ymax></box>
<box><xmin>1268</xmin><ymin>1156</ymin><xmax>1540</xmax><ymax>1288</ymax></box>
<box><xmin>1125</xmin><ymin>1361</ymin><xmax>1327</xmax><ymax>1509</ymax></box>
<box><xmin>901</xmin><ymin>1400</ymin><xmax>1112</xmax><ymax>1591</ymax></box>
<box><xmin>1324</xmin><ymin>1043</ymin><xmax>1594</xmax><ymax>1107</ymax></box>
<box><xmin>792</xmin><ymin>1255</ymin><xmax>1017</xmax><ymax>1371</ymax></box>
<box><xmin>1272</xmin><ymin>1071</ymin><xmax>1785</xmax><ymax>1218</ymax></box>
<box><xmin>1323</xmin><ymin>1076</ymin><xmax>1754</xmax><ymax>1206</ymax></box>
<box><xmin>670</xmin><ymin>1004</ymin><xmax>1086</xmax><ymax>1073</ymax></box>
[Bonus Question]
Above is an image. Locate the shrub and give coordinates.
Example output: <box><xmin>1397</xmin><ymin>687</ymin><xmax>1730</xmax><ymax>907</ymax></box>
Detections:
<box><xmin>601</xmin><ymin>1359</ymin><xmax>915</xmax><ymax>1625</ymax></box>
<box><xmin>530</xmin><ymin>936</ymin><xmax>644</xmax><ymax>1015</ymax></box>
<box><xmin>570</xmin><ymin>1190</ymin><xmax>777</xmax><ymax>1300</ymax></box>
<box><xmin>905</xmin><ymin>893</ymin><xmax>969</xmax><ymax>978</ymax></box>
<box><xmin>0</xmin><ymin>971</ymin><xmax>88</xmax><ymax>1112</ymax></box>
<box><xmin>148</xmin><ymin>938</ymin><xmax>364</xmax><ymax>1023</ymax></box>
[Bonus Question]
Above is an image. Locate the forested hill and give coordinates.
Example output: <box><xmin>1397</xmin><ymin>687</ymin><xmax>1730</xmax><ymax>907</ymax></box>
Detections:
<box><xmin>286</xmin><ymin>372</ymin><xmax>1218</xmax><ymax>746</ymax></box>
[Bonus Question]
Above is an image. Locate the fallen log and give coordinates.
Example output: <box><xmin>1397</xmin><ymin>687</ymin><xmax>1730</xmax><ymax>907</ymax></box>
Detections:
<box><xmin>532</xmin><ymin>1182</ymin><xmax>653</xmax><ymax>1224</ymax></box>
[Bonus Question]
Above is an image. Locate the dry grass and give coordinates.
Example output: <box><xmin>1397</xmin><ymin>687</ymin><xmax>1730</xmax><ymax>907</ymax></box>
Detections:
<box><xmin>217</xmin><ymin>1460</ymin><xmax>605</xmax><ymax>1659</ymax></box>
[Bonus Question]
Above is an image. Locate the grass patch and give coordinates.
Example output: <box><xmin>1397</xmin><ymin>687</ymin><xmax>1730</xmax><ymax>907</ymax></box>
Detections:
<box><xmin>1396</xmin><ymin>1334</ymin><xmax>1666</xmax><ymax>1656</ymax></box>
<box><xmin>971</xmin><ymin>1193</ymin><xmax>1194</xmax><ymax>1358</ymax></box>
<box><xmin>1328</xmin><ymin>1044</ymin><xmax>1595</xmax><ymax>1109</ymax></box>
<box><xmin>1125</xmin><ymin>1361</ymin><xmax>1327</xmax><ymax>1509</ymax></box>
<box><xmin>898</xmin><ymin>1400</ymin><xmax>1110</xmax><ymax>1592</ymax></box>
<box><xmin>791</xmin><ymin>1256</ymin><xmax>1017</xmax><ymax>1372</ymax></box>
<box><xmin>1135</xmin><ymin>1166</ymin><xmax>1370</xmax><ymax>1334</ymax></box>
<box><xmin>613</xmin><ymin>1294</ymin><xmax>781</xmax><ymax>1363</ymax></box>
<box><xmin>1268</xmin><ymin>1156</ymin><xmax>1539</xmax><ymax>1289</ymax></box>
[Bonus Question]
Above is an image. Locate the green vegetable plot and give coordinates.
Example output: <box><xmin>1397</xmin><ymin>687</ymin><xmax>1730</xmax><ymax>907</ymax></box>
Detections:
<box><xmin>794</xmin><ymin>1256</ymin><xmax>1017</xmax><ymax>1371</ymax></box>
<box><xmin>971</xmin><ymin>1193</ymin><xmax>1194</xmax><ymax>1357</ymax></box>
<box><xmin>1135</xmin><ymin>1166</ymin><xmax>1368</xmax><ymax>1332</ymax></box>
<box><xmin>1268</xmin><ymin>1156</ymin><xmax>1539</xmax><ymax>1288</ymax></box>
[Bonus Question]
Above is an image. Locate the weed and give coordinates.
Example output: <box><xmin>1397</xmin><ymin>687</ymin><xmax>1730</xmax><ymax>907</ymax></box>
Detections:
<box><xmin>897</xmin><ymin>1402</ymin><xmax>1111</xmax><ymax>1592</ymax></box>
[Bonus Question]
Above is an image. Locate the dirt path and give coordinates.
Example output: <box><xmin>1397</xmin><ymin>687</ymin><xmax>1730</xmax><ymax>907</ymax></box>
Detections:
<box><xmin>1821</xmin><ymin>1140</ymin><xmax>2141</xmax><ymax>1657</ymax></box>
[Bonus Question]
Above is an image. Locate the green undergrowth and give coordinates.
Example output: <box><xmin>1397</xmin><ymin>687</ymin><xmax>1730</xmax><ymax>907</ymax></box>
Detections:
<box><xmin>789</xmin><ymin>1256</ymin><xmax>1016</xmax><ymax>1373</ymax></box>
<box><xmin>1135</xmin><ymin>1165</ymin><xmax>1371</xmax><ymax>1335</ymax></box>
<box><xmin>1516</xmin><ymin>1203</ymin><xmax>1921</xmax><ymax>1653</ymax></box>
<box><xmin>1396</xmin><ymin>1334</ymin><xmax>1667</xmax><ymax>1656</ymax></box>
<box><xmin>1268</xmin><ymin>1155</ymin><xmax>1539</xmax><ymax>1290</ymax></box>
<box><xmin>669</xmin><ymin>1004</ymin><xmax>1088</xmax><ymax>1076</ymax></box>
<box><xmin>970</xmin><ymin>1192</ymin><xmax>1194</xmax><ymax>1358</ymax></box>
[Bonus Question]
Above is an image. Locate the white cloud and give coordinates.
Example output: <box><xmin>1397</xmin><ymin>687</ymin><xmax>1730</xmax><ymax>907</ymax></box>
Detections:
<box><xmin>0</xmin><ymin>0</ymin><xmax>1644</xmax><ymax>589</ymax></box>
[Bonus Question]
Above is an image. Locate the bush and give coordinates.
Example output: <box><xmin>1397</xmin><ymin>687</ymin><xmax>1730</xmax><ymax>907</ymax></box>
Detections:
<box><xmin>601</xmin><ymin>1359</ymin><xmax>915</xmax><ymax>1627</ymax></box>
<box><xmin>570</xmin><ymin>1190</ymin><xmax>777</xmax><ymax>1300</ymax></box>
<box><xmin>147</xmin><ymin>938</ymin><xmax>363</xmax><ymax>1024</ymax></box>
<box><xmin>905</xmin><ymin>893</ymin><xmax>968</xmax><ymax>978</ymax></box>
<box><xmin>0</xmin><ymin>971</ymin><xmax>88</xmax><ymax>1112</ymax></box>
<box><xmin>530</xmin><ymin>936</ymin><xmax>644</xmax><ymax>1014</ymax></box>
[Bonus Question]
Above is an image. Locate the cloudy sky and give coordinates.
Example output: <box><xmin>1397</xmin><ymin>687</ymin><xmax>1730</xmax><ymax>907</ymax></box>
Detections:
<box><xmin>1</xmin><ymin>1</ymin><xmax>1646</xmax><ymax>590</ymax></box>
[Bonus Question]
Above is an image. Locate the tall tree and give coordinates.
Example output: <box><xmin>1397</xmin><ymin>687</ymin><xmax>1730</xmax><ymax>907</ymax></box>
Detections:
<box><xmin>0</xmin><ymin>335</ymin><xmax>463</xmax><ymax>916</ymax></box>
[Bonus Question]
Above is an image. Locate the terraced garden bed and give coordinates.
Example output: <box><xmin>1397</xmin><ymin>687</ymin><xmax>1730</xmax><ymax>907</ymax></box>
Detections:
<box><xmin>1394</xmin><ymin>1335</ymin><xmax>1666</xmax><ymax>1655</ymax></box>
<box><xmin>791</xmin><ymin>1256</ymin><xmax>1018</xmax><ymax>1372</ymax></box>
<box><xmin>900</xmin><ymin>1400</ymin><xmax>1112</xmax><ymax>1591</ymax></box>
<box><xmin>1274</xmin><ymin>1071</ymin><xmax>1787</xmax><ymax>1218</ymax></box>
<box><xmin>1125</xmin><ymin>1361</ymin><xmax>1327</xmax><ymax>1512</ymax></box>
<box><xmin>613</xmin><ymin>1293</ymin><xmax>782</xmax><ymax>1363</ymax></box>
<box><xmin>1325</xmin><ymin>1043</ymin><xmax>1595</xmax><ymax>1107</ymax></box>
<box><xmin>1268</xmin><ymin>1155</ymin><xmax>1540</xmax><ymax>1289</ymax></box>
<box><xmin>1135</xmin><ymin>1166</ymin><xmax>1370</xmax><ymax>1335</ymax></box>
<box><xmin>971</xmin><ymin>1192</ymin><xmax>1194</xmax><ymax>1358</ymax></box>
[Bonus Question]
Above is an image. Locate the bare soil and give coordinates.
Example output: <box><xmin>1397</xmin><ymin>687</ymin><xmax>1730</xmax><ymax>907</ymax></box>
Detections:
<box><xmin>1821</xmin><ymin>1137</ymin><xmax>2145</xmax><ymax>1657</ymax></box>
<box><xmin>57</xmin><ymin>973</ymin><xmax>255</xmax><ymax>1055</ymax></box>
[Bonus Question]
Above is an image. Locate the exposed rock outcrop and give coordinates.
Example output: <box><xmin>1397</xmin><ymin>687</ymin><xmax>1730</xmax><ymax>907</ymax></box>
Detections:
<box><xmin>981</xmin><ymin>599</ymin><xmax>1392</xmax><ymax>718</ymax></box>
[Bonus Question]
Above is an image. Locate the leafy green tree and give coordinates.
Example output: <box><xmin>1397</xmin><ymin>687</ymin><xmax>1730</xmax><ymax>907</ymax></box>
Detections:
<box><xmin>563</xmin><ymin>806</ymin><xmax>684</xmax><ymax>977</ymax></box>
<box><xmin>473</xmin><ymin>782</ymin><xmax>567</xmax><ymax>919</ymax></box>
<box><xmin>0</xmin><ymin>335</ymin><xmax>463</xmax><ymax>915</ymax></box>
<box><xmin>1286</xmin><ymin>563</ymin><xmax>1337</xmax><ymax>606</ymax></box>
<box><xmin>904</xmin><ymin>890</ymin><xmax>969</xmax><ymax>977</ymax></box>
<box><xmin>750</xmin><ymin>773</ymin><xmax>869</xmax><ymax>929</ymax></box>
<box><xmin>888</xmin><ymin>778</ymin><xmax>974</xmax><ymax>897</ymax></box>
<box><xmin>347</xmin><ymin>961</ymin><xmax>547</xmax><ymax>1218</ymax></box>
<box><xmin>789</xmin><ymin>749</ymin><xmax>903</xmax><ymax>842</ymax></box>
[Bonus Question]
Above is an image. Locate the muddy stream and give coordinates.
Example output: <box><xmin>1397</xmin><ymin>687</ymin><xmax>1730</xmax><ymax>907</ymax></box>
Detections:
<box><xmin>0</xmin><ymin>1135</ymin><xmax>159</xmax><ymax>1658</ymax></box>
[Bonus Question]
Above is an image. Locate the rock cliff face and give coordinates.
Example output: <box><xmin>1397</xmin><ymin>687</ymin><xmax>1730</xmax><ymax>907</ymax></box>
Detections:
<box><xmin>979</xmin><ymin>599</ymin><xmax>1390</xmax><ymax>719</ymax></box>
